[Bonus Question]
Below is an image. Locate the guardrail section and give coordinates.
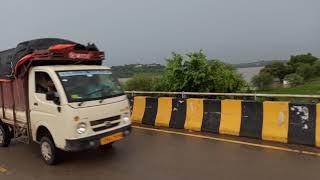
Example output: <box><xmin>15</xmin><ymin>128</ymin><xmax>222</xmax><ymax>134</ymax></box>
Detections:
<box><xmin>130</xmin><ymin>96</ymin><xmax>320</xmax><ymax>148</ymax></box>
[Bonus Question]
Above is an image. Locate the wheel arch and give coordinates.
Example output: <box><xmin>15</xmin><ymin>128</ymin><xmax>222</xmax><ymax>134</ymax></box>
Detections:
<box><xmin>36</xmin><ymin>125</ymin><xmax>53</xmax><ymax>142</ymax></box>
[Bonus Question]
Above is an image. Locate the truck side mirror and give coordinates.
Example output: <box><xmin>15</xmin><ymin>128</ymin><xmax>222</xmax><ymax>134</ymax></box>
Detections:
<box><xmin>46</xmin><ymin>92</ymin><xmax>61</xmax><ymax>105</ymax></box>
<box><xmin>46</xmin><ymin>92</ymin><xmax>55</xmax><ymax>101</ymax></box>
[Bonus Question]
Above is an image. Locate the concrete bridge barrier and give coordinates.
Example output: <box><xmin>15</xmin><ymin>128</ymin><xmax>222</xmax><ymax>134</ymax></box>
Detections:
<box><xmin>130</xmin><ymin>96</ymin><xmax>319</xmax><ymax>147</ymax></box>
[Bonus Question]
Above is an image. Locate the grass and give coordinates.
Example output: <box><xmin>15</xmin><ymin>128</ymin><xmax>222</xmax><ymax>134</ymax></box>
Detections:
<box><xmin>260</xmin><ymin>78</ymin><xmax>320</xmax><ymax>95</ymax></box>
<box><xmin>256</xmin><ymin>78</ymin><xmax>320</xmax><ymax>103</ymax></box>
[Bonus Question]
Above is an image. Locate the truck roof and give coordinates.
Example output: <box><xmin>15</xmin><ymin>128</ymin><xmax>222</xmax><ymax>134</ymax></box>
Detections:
<box><xmin>33</xmin><ymin>65</ymin><xmax>111</xmax><ymax>71</ymax></box>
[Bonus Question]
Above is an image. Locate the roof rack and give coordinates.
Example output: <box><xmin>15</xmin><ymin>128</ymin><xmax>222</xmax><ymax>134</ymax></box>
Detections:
<box><xmin>31</xmin><ymin>44</ymin><xmax>105</xmax><ymax>61</ymax></box>
<box><xmin>14</xmin><ymin>44</ymin><xmax>105</xmax><ymax>78</ymax></box>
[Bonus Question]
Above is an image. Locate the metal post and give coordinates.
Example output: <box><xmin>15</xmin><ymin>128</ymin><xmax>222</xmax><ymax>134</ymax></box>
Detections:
<box><xmin>0</xmin><ymin>83</ymin><xmax>5</xmax><ymax>119</ymax></box>
<box><xmin>182</xmin><ymin>91</ymin><xmax>187</xmax><ymax>99</ymax></box>
<box><xmin>10</xmin><ymin>81</ymin><xmax>17</xmax><ymax>138</ymax></box>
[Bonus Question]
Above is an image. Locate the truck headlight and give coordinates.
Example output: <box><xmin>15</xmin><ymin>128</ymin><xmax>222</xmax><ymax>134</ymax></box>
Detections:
<box><xmin>122</xmin><ymin>113</ymin><xmax>131</xmax><ymax>124</ymax></box>
<box><xmin>76</xmin><ymin>122</ymin><xmax>87</xmax><ymax>134</ymax></box>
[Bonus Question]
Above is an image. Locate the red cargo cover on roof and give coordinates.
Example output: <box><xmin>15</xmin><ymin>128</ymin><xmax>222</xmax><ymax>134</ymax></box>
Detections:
<box><xmin>14</xmin><ymin>44</ymin><xmax>104</xmax><ymax>78</ymax></box>
<box><xmin>0</xmin><ymin>38</ymin><xmax>105</xmax><ymax>81</ymax></box>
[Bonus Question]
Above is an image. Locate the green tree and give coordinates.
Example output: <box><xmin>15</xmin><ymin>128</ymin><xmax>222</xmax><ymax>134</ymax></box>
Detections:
<box><xmin>260</xmin><ymin>61</ymin><xmax>289</xmax><ymax>83</ymax></box>
<box><xmin>207</xmin><ymin>60</ymin><xmax>246</xmax><ymax>92</ymax></box>
<box><xmin>161</xmin><ymin>52</ymin><xmax>186</xmax><ymax>91</ymax></box>
<box><xmin>312</xmin><ymin>60</ymin><xmax>320</xmax><ymax>76</ymax></box>
<box><xmin>251</xmin><ymin>72</ymin><xmax>274</xmax><ymax>90</ymax></box>
<box><xmin>288</xmin><ymin>53</ymin><xmax>318</xmax><ymax>72</ymax></box>
<box><xmin>251</xmin><ymin>53</ymin><xmax>319</xmax><ymax>90</ymax></box>
<box><xmin>159</xmin><ymin>51</ymin><xmax>246</xmax><ymax>92</ymax></box>
<box><xmin>296</xmin><ymin>63</ymin><xmax>315</xmax><ymax>80</ymax></box>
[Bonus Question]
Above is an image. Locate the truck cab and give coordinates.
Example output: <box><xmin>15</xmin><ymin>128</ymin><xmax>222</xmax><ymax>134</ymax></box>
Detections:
<box><xmin>30</xmin><ymin>65</ymin><xmax>131</xmax><ymax>161</ymax></box>
<box><xmin>0</xmin><ymin>39</ymin><xmax>131</xmax><ymax>165</ymax></box>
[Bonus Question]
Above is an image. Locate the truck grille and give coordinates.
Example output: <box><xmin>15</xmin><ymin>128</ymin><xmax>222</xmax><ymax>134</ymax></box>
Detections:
<box><xmin>92</xmin><ymin>124</ymin><xmax>119</xmax><ymax>132</ymax></box>
<box><xmin>90</xmin><ymin>115</ymin><xmax>121</xmax><ymax>132</ymax></box>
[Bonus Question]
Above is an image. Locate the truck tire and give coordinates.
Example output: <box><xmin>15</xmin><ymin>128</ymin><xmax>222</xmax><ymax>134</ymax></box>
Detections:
<box><xmin>40</xmin><ymin>136</ymin><xmax>58</xmax><ymax>165</ymax></box>
<box><xmin>0</xmin><ymin>124</ymin><xmax>11</xmax><ymax>147</ymax></box>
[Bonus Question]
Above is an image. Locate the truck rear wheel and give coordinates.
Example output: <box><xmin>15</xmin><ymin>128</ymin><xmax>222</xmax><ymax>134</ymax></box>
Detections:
<box><xmin>40</xmin><ymin>136</ymin><xmax>58</xmax><ymax>165</ymax></box>
<box><xmin>0</xmin><ymin>124</ymin><xmax>11</xmax><ymax>147</ymax></box>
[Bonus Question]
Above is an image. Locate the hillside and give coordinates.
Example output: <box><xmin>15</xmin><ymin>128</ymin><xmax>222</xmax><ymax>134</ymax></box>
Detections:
<box><xmin>232</xmin><ymin>60</ymin><xmax>287</xmax><ymax>68</ymax></box>
<box><xmin>111</xmin><ymin>63</ymin><xmax>165</xmax><ymax>78</ymax></box>
<box><xmin>111</xmin><ymin>60</ymin><xmax>286</xmax><ymax>79</ymax></box>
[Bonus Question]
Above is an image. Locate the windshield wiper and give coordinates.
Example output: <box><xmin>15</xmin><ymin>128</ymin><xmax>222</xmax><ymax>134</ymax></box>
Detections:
<box><xmin>78</xmin><ymin>101</ymin><xmax>84</xmax><ymax>106</ymax></box>
<box><xmin>78</xmin><ymin>88</ymin><xmax>108</xmax><ymax>106</ymax></box>
<box><xmin>86</xmin><ymin>88</ymin><xmax>106</xmax><ymax>96</ymax></box>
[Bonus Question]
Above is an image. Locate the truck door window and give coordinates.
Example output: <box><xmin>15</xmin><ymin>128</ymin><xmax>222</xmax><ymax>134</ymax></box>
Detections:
<box><xmin>35</xmin><ymin>72</ymin><xmax>60</xmax><ymax>104</ymax></box>
<box><xmin>35</xmin><ymin>72</ymin><xmax>53</xmax><ymax>93</ymax></box>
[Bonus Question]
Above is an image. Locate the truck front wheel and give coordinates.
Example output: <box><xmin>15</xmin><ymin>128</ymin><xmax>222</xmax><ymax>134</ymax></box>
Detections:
<box><xmin>40</xmin><ymin>136</ymin><xmax>58</xmax><ymax>165</ymax></box>
<box><xmin>0</xmin><ymin>124</ymin><xmax>11</xmax><ymax>147</ymax></box>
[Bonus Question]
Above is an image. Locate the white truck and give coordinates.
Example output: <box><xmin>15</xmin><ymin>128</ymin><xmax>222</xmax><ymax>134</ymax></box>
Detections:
<box><xmin>0</xmin><ymin>39</ymin><xmax>131</xmax><ymax>165</ymax></box>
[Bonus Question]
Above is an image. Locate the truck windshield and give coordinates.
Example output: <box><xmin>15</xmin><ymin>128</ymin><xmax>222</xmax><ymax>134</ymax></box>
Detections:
<box><xmin>57</xmin><ymin>70</ymin><xmax>124</xmax><ymax>102</ymax></box>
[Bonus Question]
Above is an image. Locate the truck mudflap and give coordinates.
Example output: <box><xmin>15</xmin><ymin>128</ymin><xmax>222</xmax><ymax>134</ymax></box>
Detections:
<box><xmin>65</xmin><ymin>125</ymin><xmax>131</xmax><ymax>152</ymax></box>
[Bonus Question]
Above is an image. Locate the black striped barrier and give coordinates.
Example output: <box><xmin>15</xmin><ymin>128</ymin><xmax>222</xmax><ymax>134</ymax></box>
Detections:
<box><xmin>131</xmin><ymin>96</ymin><xmax>320</xmax><ymax>147</ymax></box>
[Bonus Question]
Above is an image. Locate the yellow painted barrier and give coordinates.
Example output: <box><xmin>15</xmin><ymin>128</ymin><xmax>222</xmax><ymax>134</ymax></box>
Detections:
<box><xmin>184</xmin><ymin>99</ymin><xmax>204</xmax><ymax>131</ymax></box>
<box><xmin>262</xmin><ymin>101</ymin><xmax>289</xmax><ymax>143</ymax></box>
<box><xmin>316</xmin><ymin>104</ymin><xmax>320</xmax><ymax>147</ymax></box>
<box><xmin>155</xmin><ymin>97</ymin><xmax>173</xmax><ymax>127</ymax></box>
<box><xmin>219</xmin><ymin>100</ymin><xmax>242</xmax><ymax>136</ymax></box>
<box><xmin>131</xmin><ymin>96</ymin><xmax>146</xmax><ymax>123</ymax></box>
<box><xmin>129</xmin><ymin>95</ymin><xmax>320</xmax><ymax>147</ymax></box>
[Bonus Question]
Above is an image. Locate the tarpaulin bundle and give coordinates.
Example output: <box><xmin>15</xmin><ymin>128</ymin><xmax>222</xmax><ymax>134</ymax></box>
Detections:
<box><xmin>0</xmin><ymin>38</ymin><xmax>99</xmax><ymax>80</ymax></box>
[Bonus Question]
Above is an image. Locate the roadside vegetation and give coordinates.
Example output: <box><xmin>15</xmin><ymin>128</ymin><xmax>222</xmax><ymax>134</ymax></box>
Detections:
<box><xmin>114</xmin><ymin>51</ymin><xmax>320</xmax><ymax>96</ymax></box>
<box><xmin>252</xmin><ymin>53</ymin><xmax>320</xmax><ymax>94</ymax></box>
<box><xmin>123</xmin><ymin>50</ymin><xmax>246</xmax><ymax>93</ymax></box>
<box><xmin>260</xmin><ymin>78</ymin><xmax>320</xmax><ymax>95</ymax></box>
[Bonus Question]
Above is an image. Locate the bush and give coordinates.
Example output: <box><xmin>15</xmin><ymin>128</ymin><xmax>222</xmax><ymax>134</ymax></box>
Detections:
<box><xmin>251</xmin><ymin>72</ymin><xmax>274</xmax><ymax>90</ymax></box>
<box><xmin>260</xmin><ymin>61</ymin><xmax>289</xmax><ymax>83</ymax></box>
<box><xmin>284</xmin><ymin>73</ymin><xmax>303</xmax><ymax>86</ymax></box>
<box><xmin>288</xmin><ymin>53</ymin><xmax>318</xmax><ymax>71</ymax></box>
<box><xmin>158</xmin><ymin>51</ymin><xmax>246</xmax><ymax>92</ymax></box>
<box><xmin>313</xmin><ymin>60</ymin><xmax>320</xmax><ymax>76</ymax></box>
<box><xmin>251</xmin><ymin>53</ymin><xmax>319</xmax><ymax>89</ymax></box>
<box><xmin>124</xmin><ymin>50</ymin><xmax>246</xmax><ymax>93</ymax></box>
<box><xmin>296</xmin><ymin>63</ymin><xmax>315</xmax><ymax>80</ymax></box>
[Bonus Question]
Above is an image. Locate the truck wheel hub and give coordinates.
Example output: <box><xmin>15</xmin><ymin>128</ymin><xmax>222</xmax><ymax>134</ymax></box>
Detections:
<box><xmin>41</xmin><ymin>142</ymin><xmax>52</xmax><ymax>161</ymax></box>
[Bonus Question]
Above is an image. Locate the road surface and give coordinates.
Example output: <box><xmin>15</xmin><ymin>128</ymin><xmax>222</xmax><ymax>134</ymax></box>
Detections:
<box><xmin>1</xmin><ymin>125</ymin><xmax>320</xmax><ymax>180</ymax></box>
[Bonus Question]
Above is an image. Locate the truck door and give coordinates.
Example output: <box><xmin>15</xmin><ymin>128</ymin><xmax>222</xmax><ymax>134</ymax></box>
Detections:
<box><xmin>29</xmin><ymin>71</ymin><xmax>63</xmax><ymax>143</ymax></box>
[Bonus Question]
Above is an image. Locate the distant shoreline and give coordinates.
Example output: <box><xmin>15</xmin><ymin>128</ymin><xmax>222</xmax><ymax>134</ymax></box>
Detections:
<box><xmin>237</xmin><ymin>66</ymin><xmax>264</xmax><ymax>82</ymax></box>
<box><xmin>118</xmin><ymin>66</ymin><xmax>263</xmax><ymax>83</ymax></box>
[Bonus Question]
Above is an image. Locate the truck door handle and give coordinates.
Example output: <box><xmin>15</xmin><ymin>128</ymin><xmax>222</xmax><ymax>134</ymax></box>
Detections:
<box><xmin>34</xmin><ymin>103</ymin><xmax>38</xmax><ymax>106</ymax></box>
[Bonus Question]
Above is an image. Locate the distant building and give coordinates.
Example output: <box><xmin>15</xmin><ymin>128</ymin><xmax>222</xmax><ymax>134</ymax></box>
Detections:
<box><xmin>283</xmin><ymin>80</ymin><xmax>290</xmax><ymax>88</ymax></box>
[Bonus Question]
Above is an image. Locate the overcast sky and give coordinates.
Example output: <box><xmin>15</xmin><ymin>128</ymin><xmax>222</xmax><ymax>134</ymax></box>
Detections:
<box><xmin>0</xmin><ymin>0</ymin><xmax>319</xmax><ymax>66</ymax></box>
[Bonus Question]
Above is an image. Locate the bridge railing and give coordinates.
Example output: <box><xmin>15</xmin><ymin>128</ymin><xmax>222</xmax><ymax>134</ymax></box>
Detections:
<box><xmin>127</xmin><ymin>91</ymin><xmax>320</xmax><ymax>147</ymax></box>
<box><xmin>125</xmin><ymin>91</ymin><xmax>320</xmax><ymax>102</ymax></box>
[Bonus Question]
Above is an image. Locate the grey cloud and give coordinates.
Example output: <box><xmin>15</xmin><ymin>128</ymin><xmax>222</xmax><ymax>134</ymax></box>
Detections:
<box><xmin>0</xmin><ymin>0</ymin><xmax>319</xmax><ymax>65</ymax></box>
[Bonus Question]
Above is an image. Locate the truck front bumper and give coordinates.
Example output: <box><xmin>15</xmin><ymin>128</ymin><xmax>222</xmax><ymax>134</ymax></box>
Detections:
<box><xmin>65</xmin><ymin>125</ymin><xmax>131</xmax><ymax>152</ymax></box>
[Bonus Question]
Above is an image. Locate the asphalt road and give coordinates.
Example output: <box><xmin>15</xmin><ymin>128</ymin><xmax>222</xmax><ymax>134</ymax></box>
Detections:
<box><xmin>1</xmin><ymin>126</ymin><xmax>320</xmax><ymax>180</ymax></box>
